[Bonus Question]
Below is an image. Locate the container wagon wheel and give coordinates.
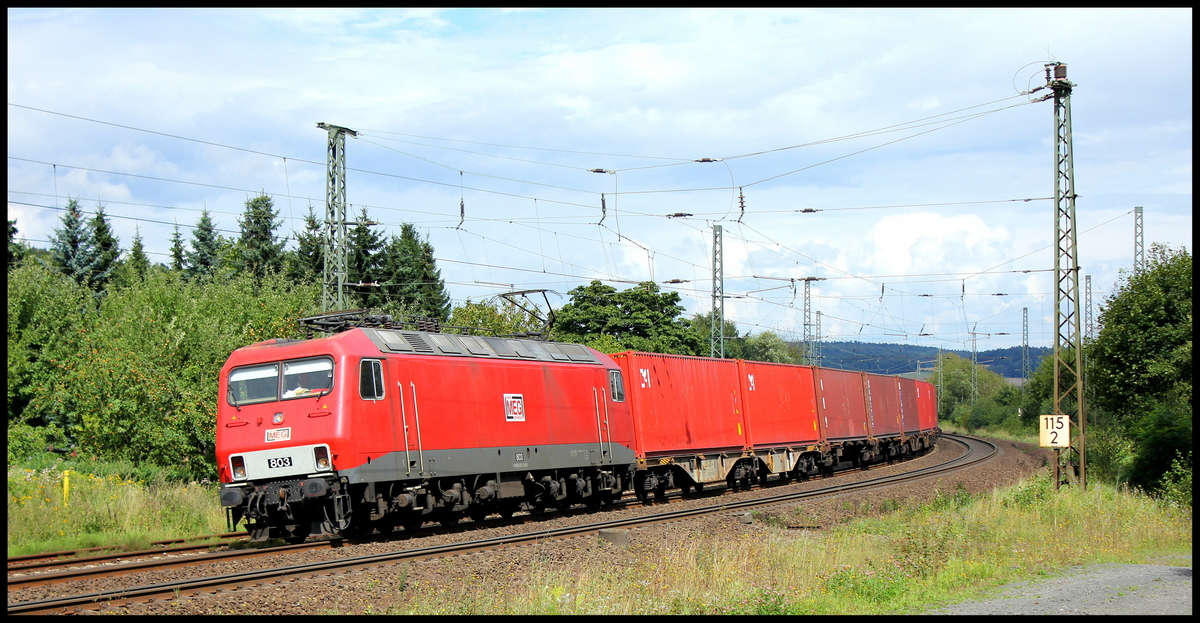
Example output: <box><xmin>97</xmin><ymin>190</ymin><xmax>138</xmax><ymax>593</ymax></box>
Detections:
<box><xmin>402</xmin><ymin>516</ymin><xmax>424</xmax><ymax>533</ymax></box>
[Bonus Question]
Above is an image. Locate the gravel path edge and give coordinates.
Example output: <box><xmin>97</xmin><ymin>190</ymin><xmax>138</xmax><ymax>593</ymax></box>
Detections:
<box><xmin>923</xmin><ymin>558</ymin><xmax>1192</xmax><ymax>615</ymax></box>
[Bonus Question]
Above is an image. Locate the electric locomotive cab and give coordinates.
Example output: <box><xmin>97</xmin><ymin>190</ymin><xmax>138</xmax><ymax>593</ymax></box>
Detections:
<box><xmin>217</xmin><ymin>344</ymin><xmax>348</xmax><ymax>543</ymax></box>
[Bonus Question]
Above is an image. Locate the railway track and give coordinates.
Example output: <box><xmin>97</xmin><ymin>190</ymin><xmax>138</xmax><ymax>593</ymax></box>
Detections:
<box><xmin>6</xmin><ymin>440</ymin><xmax>914</xmax><ymax>583</ymax></box>
<box><xmin>9</xmin><ymin>434</ymin><xmax>993</xmax><ymax>614</ymax></box>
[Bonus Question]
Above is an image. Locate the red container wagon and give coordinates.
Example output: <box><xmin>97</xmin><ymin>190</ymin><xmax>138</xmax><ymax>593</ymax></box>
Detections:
<box><xmin>737</xmin><ymin>360</ymin><xmax>828</xmax><ymax>479</ymax></box>
<box><xmin>610</xmin><ymin>352</ymin><xmax>753</xmax><ymax>497</ymax></box>
<box><xmin>907</xmin><ymin>377</ymin><xmax>941</xmax><ymax>451</ymax></box>
<box><xmin>863</xmin><ymin>372</ymin><xmax>903</xmax><ymax>439</ymax></box>
<box><xmin>913</xmin><ymin>378</ymin><xmax>939</xmax><ymax>432</ymax></box>
<box><xmin>897</xmin><ymin>377</ymin><xmax>922</xmax><ymax>437</ymax></box>
<box><xmin>217</xmin><ymin>325</ymin><xmax>637</xmax><ymax>542</ymax></box>
<box><xmin>814</xmin><ymin>368</ymin><xmax>870</xmax><ymax>442</ymax></box>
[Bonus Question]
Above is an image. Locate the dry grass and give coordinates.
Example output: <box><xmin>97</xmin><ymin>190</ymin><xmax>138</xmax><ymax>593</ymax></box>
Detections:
<box><xmin>385</xmin><ymin>473</ymin><xmax>1191</xmax><ymax>615</ymax></box>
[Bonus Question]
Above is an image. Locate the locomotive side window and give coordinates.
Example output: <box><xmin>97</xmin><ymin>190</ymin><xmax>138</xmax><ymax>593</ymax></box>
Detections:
<box><xmin>359</xmin><ymin>359</ymin><xmax>385</xmax><ymax>400</ymax></box>
<box><xmin>228</xmin><ymin>363</ymin><xmax>280</xmax><ymax>405</ymax></box>
<box><xmin>282</xmin><ymin>358</ymin><xmax>334</xmax><ymax>399</ymax></box>
<box><xmin>609</xmin><ymin>369</ymin><xmax>626</xmax><ymax>402</ymax></box>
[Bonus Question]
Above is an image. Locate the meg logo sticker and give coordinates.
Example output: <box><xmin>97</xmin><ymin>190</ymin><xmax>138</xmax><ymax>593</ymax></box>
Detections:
<box><xmin>265</xmin><ymin>427</ymin><xmax>291</xmax><ymax>443</ymax></box>
<box><xmin>504</xmin><ymin>394</ymin><xmax>525</xmax><ymax>422</ymax></box>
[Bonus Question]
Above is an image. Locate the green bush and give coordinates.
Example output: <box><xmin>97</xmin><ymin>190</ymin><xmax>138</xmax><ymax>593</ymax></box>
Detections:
<box><xmin>8</xmin><ymin>265</ymin><xmax>320</xmax><ymax>481</ymax></box>
<box><xmin>1158</xmin><ymin>451</ymin><xmax>1192</xmax><ymax>509</ymax></box>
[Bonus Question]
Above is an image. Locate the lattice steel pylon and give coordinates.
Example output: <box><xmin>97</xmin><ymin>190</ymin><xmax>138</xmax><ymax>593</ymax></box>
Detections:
<box><xmin>814</xmin><ymin>310</ymin><xmax>823</xmax><ymax>367</ymax></box>
<box><xmin>710</xmin><ymin>224</ymin><xmax>724</xmax><ymax>358</ymax></box>
<box><xmin>1022</xmin><ymin>307</ymin><xmax>1031</xmax><ymax>388</ymax></box>
<box><xmin>1085</xmin><ymin>274</ymin><xmax>1094</xmax><ymax>341</ymax></box>
<box><xmin>803</xmin><ymin>279</ymin><xmax>814</xmax><ymax>365</ymax></box>
<box><xmin>801</xmin><ymin>277</ymin><xmax>824</xmax><ymax>365</ymax></box>
<box><xmin>1047</xmin><ymin>63</ymin><xmax>1087</xmax><ymax>490</ymax></box>
<box><xmin>318</xmin><ymin>123</ymin><xmax>357</xmax><ymax>313</ymax></box>
<box><xmin>1134</xmin><ymin>206</ymin><xmax>1145</xmax><ymax>275</ymax></box>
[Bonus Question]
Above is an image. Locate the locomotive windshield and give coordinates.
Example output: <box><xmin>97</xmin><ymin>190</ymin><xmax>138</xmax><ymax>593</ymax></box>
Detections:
<box><xmin>227</xmin><ymin>357</ymin><xmax>334</xmax><ymax>405</ymax></box>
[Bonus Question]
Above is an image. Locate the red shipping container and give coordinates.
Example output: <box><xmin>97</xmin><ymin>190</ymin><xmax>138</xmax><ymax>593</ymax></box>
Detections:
<box><xmin>738</xmin><ymin>361</ymin><xmax>821</xmax><ymax>449</ymax></box>
<box><xmin>914</xmin><ymin>379</ymin><xmax>939</xmax><ymax>431</ymax></box>
<box><xmin>611</xmin><ymin>352</ymin><xmax>746</xmax><ymax>457</ymax></box>
<box><xmin>863</xmin><ymin>373</ymin><xmax>903</xmax><ymax>438</ymax></box>
<box><xmin>896</xmin><ymin>377</ymin><xmax>923</xmax><ymax>435</ymax></box>
<box><xmin>814</xmin><ymin>368</ymin><xmax>870</xmax><ymax>441</ymax></box>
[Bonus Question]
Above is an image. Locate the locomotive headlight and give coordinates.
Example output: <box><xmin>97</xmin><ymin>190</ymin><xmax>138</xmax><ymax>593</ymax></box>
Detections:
<box><xmin>231</xmin><ymin>455</ymin><xmax>247</xmax><ymax>480</ymax></box>
<box><xmin>272</xmin><ymin>412</ymin><xmax>284</xmax><ymax>425</ymax></box>
<box><xmin>313</xmin><ymin>446</ymin><xmax>331</xmax><ymax>471</ymax></box>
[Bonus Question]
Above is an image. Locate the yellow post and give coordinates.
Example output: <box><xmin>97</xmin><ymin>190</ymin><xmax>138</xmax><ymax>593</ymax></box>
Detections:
<box><xmin>63</xmin><ymin>470</ymin><xmax>70</xmax><ymax>507</ymax></box>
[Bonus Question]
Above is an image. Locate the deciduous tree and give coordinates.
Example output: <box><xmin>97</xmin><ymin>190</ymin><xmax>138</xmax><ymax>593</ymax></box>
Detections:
<box><xmin>553</xmin><ymin>280</ymin><xmax>700</xmax><ymax>355</ymax></box>
<box><xmin>1087</xmin><ymin>244</ymin><xmax>1191</xmax><ymax>491</ymax></box>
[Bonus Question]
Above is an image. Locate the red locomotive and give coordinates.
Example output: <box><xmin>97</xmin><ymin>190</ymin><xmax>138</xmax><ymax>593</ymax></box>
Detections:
<box><xmin>216</xmin><ymin>313</ymin><xmax>939</xmax><ymax>543</ymax></box>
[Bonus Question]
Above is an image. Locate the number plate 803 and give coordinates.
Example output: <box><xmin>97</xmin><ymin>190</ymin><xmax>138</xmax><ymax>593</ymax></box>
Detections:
<box><xmin>267</xmin><ymin>456</ymin><xmax>294</xmax><ymax>469</ymax></box>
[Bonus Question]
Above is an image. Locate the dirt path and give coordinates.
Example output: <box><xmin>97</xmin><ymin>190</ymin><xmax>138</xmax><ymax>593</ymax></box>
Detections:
<box><xmin>925</xmin><ymin>557</ymin><xmax>1192</xmax><ymax>615</ymax></box>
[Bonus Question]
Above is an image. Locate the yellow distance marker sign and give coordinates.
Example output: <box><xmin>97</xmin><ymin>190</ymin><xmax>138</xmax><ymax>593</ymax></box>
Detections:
<box><xmin>1039</xmin><ymin>414</ymin><xmax>1071</xmax><ymax>448</ymax></box>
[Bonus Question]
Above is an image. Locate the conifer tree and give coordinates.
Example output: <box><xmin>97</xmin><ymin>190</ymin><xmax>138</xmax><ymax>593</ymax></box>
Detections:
<box><xmin>126</xmin><ymin>226</ymin><xmax>150</xmax><ymax>281</ymax></box>
<box><xmin>86</xmin><ymin>205</ymin><xmax>121</xmax><ymax>292</ymax></box>
<box><xmin>347</xmin><ymin>206</ymin><xmax>386</xmax><ymax>308</ymax></box>
<box><xmin>236</xmin><ymin>194</ymin><xmax>286</xmax><ymax>281</ymax></box>
<box><xmin>8</xmin><ymin>218</ymin><xmax>27</xmax><ymax>270</ymax></box>
<box><xmin>286</xmin><ymin>205</ymin><xmax>324</xmax><ymax>284</ymax></box>
<box><xmin>185</xmin><ymin>209</ymin><xmax>223</xmax><ymax>281</ymax></box>
<box><xmin>49</xmin><ymin>198</ymin><xmax>97</xmax><ymax>286</ymax></box>
<box><xmin>169</xmin><ymin>224</ymin><xmax>186</xmax><ymax>273</ymax></box>
<box><xmin>379</xmin><ymin>223</ymin><xmax>451</xmax><ymax>320</ymax></box>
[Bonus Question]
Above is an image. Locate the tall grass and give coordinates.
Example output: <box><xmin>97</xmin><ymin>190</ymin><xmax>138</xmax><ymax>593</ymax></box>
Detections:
<box><xmin>385</xmin><ymin>473</ymin><xmax>1191</xmax><ymax>615</ymax></box>
<box><xmin>7</xmin><ymin>459</ymin><xmax>226</xmax><ymax>557</ymax></box>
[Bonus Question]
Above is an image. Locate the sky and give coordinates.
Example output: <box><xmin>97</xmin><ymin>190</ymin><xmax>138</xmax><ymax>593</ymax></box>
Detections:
<box><xmin>7</xmin><ymin>8</ymin><xmax>1192</xmax><ymax>355</ymax></box>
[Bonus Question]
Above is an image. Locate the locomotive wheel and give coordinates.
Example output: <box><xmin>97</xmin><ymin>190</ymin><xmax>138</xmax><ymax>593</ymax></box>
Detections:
<box><xmin>439</xmin><ymin>513</ymin><xmax>461</xmax><ymax>527</ymax></box>
<box><xmin>468</xmin><ymin>506</ymin><xmax>490</xmax><ymax>523</ymax></box>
